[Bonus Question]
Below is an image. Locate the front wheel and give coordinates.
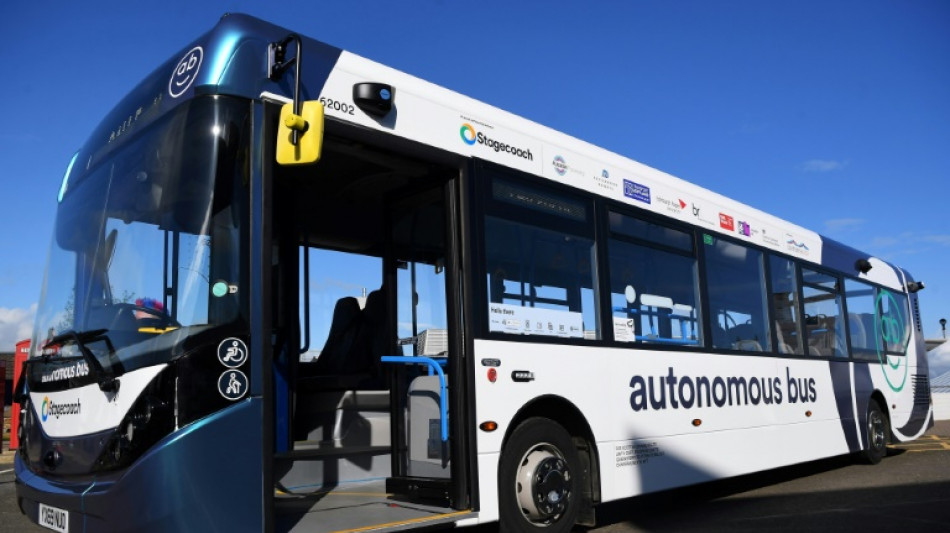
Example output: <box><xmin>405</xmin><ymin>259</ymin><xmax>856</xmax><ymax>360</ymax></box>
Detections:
<box><xmin>499</xmin><ymin>418</ymin><xmax>581</xmax><ymax>533</ymax></box>
<box><xmin>860</xmin><ymin>400</ymin><xmax>889</xmax><ymax>465</ymax></box>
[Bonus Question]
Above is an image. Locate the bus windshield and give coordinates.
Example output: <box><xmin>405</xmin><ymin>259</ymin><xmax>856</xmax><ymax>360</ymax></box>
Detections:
<box><xmin>31</xmin><ymin>96</ymin><xmax>250</xmax><ymax>379</ymax></box>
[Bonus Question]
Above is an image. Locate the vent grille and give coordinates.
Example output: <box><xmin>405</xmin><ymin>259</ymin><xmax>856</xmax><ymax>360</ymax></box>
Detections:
<box><xmin>912</xmin><ymin>374</ymin><xmax>930</xmax><ymax>406</ymax></box>
<box><xmin>912</xmin><ymin>297</ymin><xmax>922</xmax><ymax>333</ymax></box>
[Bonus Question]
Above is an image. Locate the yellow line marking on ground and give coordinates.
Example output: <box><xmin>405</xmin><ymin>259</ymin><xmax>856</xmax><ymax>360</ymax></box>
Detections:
<box><xmin>275</xmin><ymin>489</ymin><xmax>392</xmax><ymax>497</ymax></box>
<box><xmin>891</xmin><ymin>435</ymin><xmax>950</xmax><ymax>452</ymax></box>
<box><xmin>331</xmin><ymin>510</ymin><xmax>473</xmax><ymax>533</ymax></box>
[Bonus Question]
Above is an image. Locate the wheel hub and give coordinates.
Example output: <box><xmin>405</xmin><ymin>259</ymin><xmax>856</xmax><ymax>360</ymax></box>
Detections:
<box><xmin>869</xmin><ymin>411</ymin><xmax>885</xmax><ymax>449</ymax></box>
<box><xmin>516</xmin><ymin>447</ymin><xmax>572</xmax><ymax>522</ymax></box>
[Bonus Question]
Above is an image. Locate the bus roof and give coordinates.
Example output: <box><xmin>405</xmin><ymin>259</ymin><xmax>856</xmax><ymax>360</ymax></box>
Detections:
<box><xmin>78</xmin><ymin>12</ymin><xmax>910</xmax><ymax>291</ymax></box>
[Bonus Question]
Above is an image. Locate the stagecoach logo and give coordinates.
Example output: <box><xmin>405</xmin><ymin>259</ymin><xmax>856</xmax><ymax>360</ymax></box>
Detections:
<box><xmin>169</xmin><ymin>46</ymin><xmax>203</xmax><ymax>98</ymax></box>
<box><xmin>41</xmin><ymin>396</ymin><xmax>82</xmax><ymax>422</ymax></box>
<box><xmin>459</xmin><ymin>122</ymin><xmax>534</xmax><ymax>161</ymax></box>
<box><xmin>876</xmin><ymin>289</ymin><xmax>909</xmax><ymax>392</ymax></box>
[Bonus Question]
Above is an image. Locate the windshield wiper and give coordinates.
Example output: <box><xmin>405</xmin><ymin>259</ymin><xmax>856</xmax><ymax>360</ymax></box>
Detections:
<box><xmin>44</xmin><ymin>329</ymin><xmax>122</xmax><ymax>393</ymax></box>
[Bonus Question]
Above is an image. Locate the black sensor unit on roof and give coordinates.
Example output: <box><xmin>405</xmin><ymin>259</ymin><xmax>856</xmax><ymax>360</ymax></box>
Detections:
<box><xmin>353</xmin><ymin>83</ymin><xmax>394</xmax><ymax>117</ymax></box>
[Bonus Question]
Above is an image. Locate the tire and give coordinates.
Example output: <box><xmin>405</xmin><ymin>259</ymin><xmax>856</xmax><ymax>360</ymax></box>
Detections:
<box><xmin>499</xmin><ymin>418</ymin><xmax>581</xmax><ymax>533</ymax></box>
<box><xmin>861</xmin><ymin>400</ymin><xmax>889</xmax><ymax>465</ymax></box>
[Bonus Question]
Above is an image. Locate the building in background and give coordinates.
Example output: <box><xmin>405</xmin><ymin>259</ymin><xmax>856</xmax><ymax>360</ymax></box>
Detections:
<box><xmin>930</xmin><ymin>340</ymin><xmax>950</xmax><ymax>421</ymax></box>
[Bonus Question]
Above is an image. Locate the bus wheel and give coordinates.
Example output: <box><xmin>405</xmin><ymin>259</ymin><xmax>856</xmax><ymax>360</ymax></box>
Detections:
<box><xmin>499</xmin><ymin>418</ymin><xmax>580</xmax><ymax>533</ymax></box>
<box><xmin>861</xmin><ymin>400</ymin><xmax>889</xmax><ymax>465</ymax></box>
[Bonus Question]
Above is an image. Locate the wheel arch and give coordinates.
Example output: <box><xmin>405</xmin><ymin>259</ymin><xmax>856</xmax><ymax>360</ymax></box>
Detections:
<box><xmin>501</xmin><ymin>394</ymin><xmax>600</xmax><ymax>524</ymax></box>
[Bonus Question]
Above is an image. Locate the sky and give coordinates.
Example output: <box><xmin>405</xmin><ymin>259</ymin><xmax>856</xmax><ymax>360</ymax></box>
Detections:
<box><xmin>1</xmin><ymin>1</ymin><xmax>948</xmax><ymax>371</ymax></box>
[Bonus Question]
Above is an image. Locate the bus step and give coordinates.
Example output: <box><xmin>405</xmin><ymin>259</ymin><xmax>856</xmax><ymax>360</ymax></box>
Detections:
<box><xmin>385</xmin><ymin>477</ymin><xmax>453</xmax><ymax>507</ymax></box>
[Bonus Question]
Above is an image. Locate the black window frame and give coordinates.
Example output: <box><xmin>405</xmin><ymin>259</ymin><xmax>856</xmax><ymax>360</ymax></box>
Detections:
<box><xmin>603</xmin><ymin>205</ymin><xmax>703</xmax><ymax>348</ymax></box>
<box><xmin>469</xmin><ymin>160</ymin><xmax>915</xmax><ymax>363</ymax></box>
<box><xmin>474</xmin><ymin>161</ymin><xmax>601</xmax><ymax>345</ymax></box>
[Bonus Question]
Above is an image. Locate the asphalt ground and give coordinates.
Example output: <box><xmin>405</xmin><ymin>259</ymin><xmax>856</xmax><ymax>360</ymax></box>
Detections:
<box><xmin>2</xmin><ymin>421</ymin><xmax>949</xmax><ymax>532</ymax></box>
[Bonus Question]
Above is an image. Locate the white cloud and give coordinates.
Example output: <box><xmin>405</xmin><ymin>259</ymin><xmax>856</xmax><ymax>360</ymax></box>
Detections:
<box><xmin>824</xmin><ymin>218</ymin><xmax>864</xmax><ymax>233</ymax></box>
<box><xmin>0</xmin><ymin>304</ymin><xmax>37</xmax><ymax>351</ymax></box>
<box><xmin>918</xmin><ymin>234</ymin><xmax>950</xmax><ymax>247</ymax></box>
<box><xmin>870</xmin><ymin>236</ymin><xmax>900</xmax><ymax>248</ymax></box>
<box><xmin>802</xmin><ymin>159</ymin><xmax>849</xmax><ymax>173</ymax></box>
<box><xmin>929</xmin><ymin>341</ymin><xmax>950</xmax><ymax>378</ymax></box>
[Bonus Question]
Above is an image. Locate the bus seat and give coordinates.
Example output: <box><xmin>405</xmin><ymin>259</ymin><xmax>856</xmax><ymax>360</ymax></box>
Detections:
<box><xmin>733</xmin><ymin>339</ymin><xmax>763</xmax><ymax>352</ymax></box>
<box><xmin>712</xmin><ymin>323</ymin><xmax>731</xmax><ymax>350</ymax></box>
<box><xmin>349</xmin><ymin>289</ymin><xmax>389</xmax><ymax>377</ymax></box>
<box><xmin>774</xmin><ymin>321</ymin><xmax>794</xmax><ymax>354</ymax></box>
<box><xmin>849</xmin><ymin>313</ymin><xmax>870</xmax><ymax>350</ymax></box>
<box><xmin>311</xmin><ymin>296</ymin><xmax>362</xmax><ymax>375</ymax></box>
<box><xmin>729</xmin><ymin>323</ymin><xmax>764</xmax><ymax>352</ymax></box>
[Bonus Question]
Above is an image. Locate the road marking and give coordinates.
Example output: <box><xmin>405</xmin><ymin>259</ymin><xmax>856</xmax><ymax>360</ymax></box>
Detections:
<box><xmin>0</xmin><ymin>468</ymin><xmax>13</xmax><ymax>475</ymax></box>
<box><xmin>892</xmin><ymin>435</ymin><xmax>950</xmax><ymax>452</ymax></box>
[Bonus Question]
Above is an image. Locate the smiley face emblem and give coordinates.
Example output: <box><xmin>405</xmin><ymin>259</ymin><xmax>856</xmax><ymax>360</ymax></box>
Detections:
<box><xmin>169</xmin><ymin>46</ymin><xmax>203</xmax><ymax>98</ymax></box>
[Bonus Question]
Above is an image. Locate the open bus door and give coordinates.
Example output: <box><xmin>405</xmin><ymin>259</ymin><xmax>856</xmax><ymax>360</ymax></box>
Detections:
<box><xmin>267</xmin><ymin>98</ymin><xmax>473</xmax><ymax>531</ymax></box>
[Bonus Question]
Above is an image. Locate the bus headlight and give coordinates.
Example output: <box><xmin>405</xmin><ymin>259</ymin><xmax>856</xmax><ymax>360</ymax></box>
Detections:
<box><xmin>95</xmin><ymin>368</ymin><xmax>174</xmax><ymax>471</ymax></box>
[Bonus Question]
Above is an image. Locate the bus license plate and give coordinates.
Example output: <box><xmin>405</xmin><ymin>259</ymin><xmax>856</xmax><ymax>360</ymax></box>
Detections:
<box><xmin>38</xmin><ymin>503</ymin><xmax>69</xmax><ymax>533</ymax></box>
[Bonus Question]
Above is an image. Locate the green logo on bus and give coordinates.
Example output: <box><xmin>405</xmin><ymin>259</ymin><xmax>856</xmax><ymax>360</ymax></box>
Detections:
<box><xmin>875</xmin><ymin>289</ymin><xmax>909</xmax><ymax>392</ymax></box>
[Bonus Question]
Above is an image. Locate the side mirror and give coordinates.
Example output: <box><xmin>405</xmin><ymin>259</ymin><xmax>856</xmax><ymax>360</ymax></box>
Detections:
<box><xmin>276</xmin><ymin>100</ymin><xmax>324</xmax><ymax>165</ymax></box>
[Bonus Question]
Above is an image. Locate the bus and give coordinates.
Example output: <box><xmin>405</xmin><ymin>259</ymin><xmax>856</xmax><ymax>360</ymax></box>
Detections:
<box><xmin>15</xmin><ymin>13</ymin><xmax>933</xmax><ymax>533</ymax></box>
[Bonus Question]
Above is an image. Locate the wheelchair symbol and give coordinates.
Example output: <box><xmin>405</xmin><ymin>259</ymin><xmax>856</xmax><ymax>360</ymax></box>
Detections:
<box><xmin>217</xmin><ymin>337</ymin><xmax>248</xmax><ymax>368</ymax></box>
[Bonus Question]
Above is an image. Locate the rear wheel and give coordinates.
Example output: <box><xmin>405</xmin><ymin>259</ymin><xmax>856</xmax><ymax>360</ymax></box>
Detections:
<box><xmin>499</xmin><ymin>418</ymin><xmax>580</xmax><ymax>533</ymax></box>
<box><xmin>861</xmin><ymin>400</ymin><xmax>889</xmax><ymax>465</ymax></box>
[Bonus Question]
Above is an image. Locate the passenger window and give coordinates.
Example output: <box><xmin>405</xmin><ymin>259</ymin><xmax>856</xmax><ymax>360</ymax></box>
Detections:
<box><xmin>483</xmin><ymin>176</ymin><xmax>599</xmax><ymax>340</ymax></box>
<box><xmin>801</xmin><ymin>269</ymin><xmax>846</xmax><ymax>358</ymax></box>
<box><xmin>844</xmin><ymin>279</ymin><xmax>878</xmax><ymax>361</ymax></box>
<box><xmin>484</xmin><ymin>216</ymin><xmax>598</xmax><ymax>339</ymax></box>
<box><xmin>299</xmin><ymin>247</ymin><xmax>382</xmax><ymax>363</ymax></box>
<box><xmin>607</xmin><ymin>212</ymin><xmax>701</xmax><ymax>347</ymax></box>
<box><xmin>770</xmin><ymin>255</ymin><xmax>803</xmax><ymax>355</ymax></box>
<box><xmin>704</xmin><ymin>236</ymin><xmax>770</xmax><ymax>352</ymax></box>
<box><xmin>878</xmin><ymin>288</ymin><xmax>910</xmax><ymax>356</ymax></box>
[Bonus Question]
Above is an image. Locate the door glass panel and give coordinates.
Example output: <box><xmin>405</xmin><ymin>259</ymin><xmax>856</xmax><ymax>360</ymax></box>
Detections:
<box><xmin>300</xmin><ymin>247</ymin><xmax>382</xmax><ymax>363</ymax></box>
<box><xmin>397</xmin><ymin>261</ymin><xmax>448</xmax><ymax>356</ymax></box>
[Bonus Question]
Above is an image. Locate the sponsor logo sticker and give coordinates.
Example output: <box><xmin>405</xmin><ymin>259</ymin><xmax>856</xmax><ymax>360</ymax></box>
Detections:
<box><xmin>719</xmin><ymin>213</ymin><xmax>735</xmax><ymax>231</ymax></box>
<box><xmin>738</xmin><ymin>220</ymin><xmax>751</xmax><ymax>237</ymax></box>
<box><xmin>623</xmin><ymin>180</ymin><xmax>651</xmax><ymax>204</ymax></box>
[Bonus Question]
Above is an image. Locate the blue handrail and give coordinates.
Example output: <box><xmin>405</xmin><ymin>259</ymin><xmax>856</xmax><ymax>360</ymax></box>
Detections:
<box><xmin>380</xmin><ymin>356</ymin><xmax>448</xmax><ymax>441</ymax></box>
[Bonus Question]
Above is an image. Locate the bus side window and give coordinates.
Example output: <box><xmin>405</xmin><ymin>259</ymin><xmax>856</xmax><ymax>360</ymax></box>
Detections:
<box><xmin>484</xmin><ymin>215</ymin><xmax>598</xmax><ymax>339</ymax></box>
<box><xmin>607</xmin><ymin>211</ymin><xmax>702</xmax><ymax>347</ymax></box>
<box><xmin>844</xmin><ymin>278</ymin><xmax>878</xmax><ymax>360</ymax></box>
<box><xmin>769</xmin><ymin>255</ymin><xmax>803</xmax><ymax>355</ymax></box>
<box><xmin>482</xmin><ymin>175</ymin><xmax>599</xmax><ymax>340</ymax></box>
<box><xmin>801</xmin><ymin>268</ymin><xmax>846</xmax><ymax>358</ymax></box>
<box><xmin>704</xmin><ymin>237</ymin><xmax>770</xmax><ymax>352</ymax></box>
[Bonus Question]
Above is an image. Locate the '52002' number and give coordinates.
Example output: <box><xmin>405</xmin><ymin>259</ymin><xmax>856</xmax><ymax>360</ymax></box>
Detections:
<box><xmin>319</xmin><ymin>97</ymin><xmax>355</xmax><ymax>115</ymax></box>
